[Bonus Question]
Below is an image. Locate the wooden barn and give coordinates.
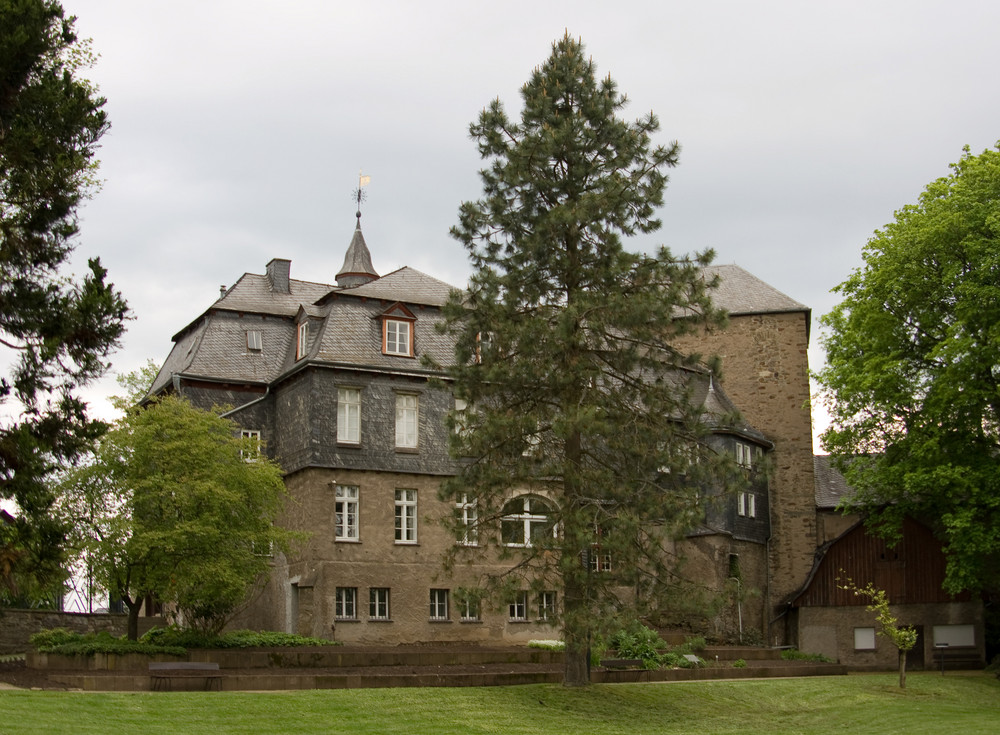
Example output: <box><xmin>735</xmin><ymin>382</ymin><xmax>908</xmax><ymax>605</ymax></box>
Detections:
<box><xmin>788</xmin><ymin>516</ymin><xmax>984</xmax><ymax>669</ymax></box>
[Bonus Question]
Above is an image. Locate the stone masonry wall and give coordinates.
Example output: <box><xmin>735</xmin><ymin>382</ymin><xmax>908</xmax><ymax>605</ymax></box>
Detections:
<box><xmin>675</xmin><ymin>311</ymin><xmax>817</xmax><ymax>639</ymax></box>
<box><xmin>0</xmin><ymin>610</ymin><xmax>164</xmax><ymax>655</ymax></box>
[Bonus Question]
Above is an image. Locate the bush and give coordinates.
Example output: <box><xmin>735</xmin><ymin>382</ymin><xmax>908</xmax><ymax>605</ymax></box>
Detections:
<box><xmin>140</xmin><ymin>626</ymin><xmax>339</xmax><ymax>649</ymax></box>
<box><xmin>607</xmin><ymin>623</ymin><xmax>701</xmax><ymax>670</ymax></box>
<box><xmin>733</xmin><ymin>658</ymin><xmax>747</xmax><ymax>668</ymax></box>
<box><xmin>781</xmin><ymin>649</ymin><xmax>833</xmax><ymax>663</ymax></box>
<box><xmin>527</xmin><ymin>640</ymin><xmax>565</xmax><ymax>651</ymax></box>
<box><xmin>29</xmin><ymin>626</ymin><xmax>339</xmax><ymax>656</ymax></box>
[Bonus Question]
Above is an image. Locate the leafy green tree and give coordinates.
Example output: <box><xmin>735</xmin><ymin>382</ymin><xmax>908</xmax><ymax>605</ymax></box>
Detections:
<box><xmin>58</xmin><ymin>393</ymin><xmax>293</xmax><ymax>639</ymax></box>
<box><xmin>440</xmin><ymin>33</ymin><xmax>732</xmax><ymax>686</ymax></box>
<box><xmin>0</xmin><ymin>0</ymin><xmax>128</xmax><ymax>601</ymax></box>
<box><xmin>817</xmin><ymin>143</ymin><xmax>1000</xmax><ymax>594</ymax></box>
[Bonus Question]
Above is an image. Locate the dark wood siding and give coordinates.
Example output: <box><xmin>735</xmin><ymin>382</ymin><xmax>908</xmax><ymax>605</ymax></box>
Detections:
<box><xmin>793</xmin><ymin>517</ymin><xmax>971</xmax><ymax>607</ymax></box>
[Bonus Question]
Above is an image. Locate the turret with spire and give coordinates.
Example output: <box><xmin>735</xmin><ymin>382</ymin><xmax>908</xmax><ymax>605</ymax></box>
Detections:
<box><xmin>336</xmin><ymin>173</ymin><xmax>379</xmax><ymax>288</ymax></box>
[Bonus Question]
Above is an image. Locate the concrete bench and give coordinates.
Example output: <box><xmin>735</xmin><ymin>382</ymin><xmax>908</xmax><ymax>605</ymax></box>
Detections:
<box><xmin>149</xmin><ymin>661</ymin><xmax>222</xmax><ymax>691</ymax></box>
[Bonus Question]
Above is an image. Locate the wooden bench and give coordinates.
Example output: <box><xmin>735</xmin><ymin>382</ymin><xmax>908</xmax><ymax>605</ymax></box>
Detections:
<box><xmin>149</xmin><ymin>662</ymin><xmax>222</xmax><ymax>691</ymax></box>
<box><xmin>930</xmin><ymin>647</ymin><xmax>982</xmax><ymax>671</ymax></box>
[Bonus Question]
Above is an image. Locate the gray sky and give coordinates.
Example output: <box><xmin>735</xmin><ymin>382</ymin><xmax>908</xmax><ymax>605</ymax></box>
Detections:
<box><xmin>61</xmin><ymin>0</ymin><xmax>1000</xmax><ymax>449</ymax></box>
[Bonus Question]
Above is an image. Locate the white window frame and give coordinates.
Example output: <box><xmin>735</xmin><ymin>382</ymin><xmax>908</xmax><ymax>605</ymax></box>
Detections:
<box><xmin>509</xmin><ymin>592</ymin><xmax>528</xmax><ymax>621</ymax></box>
<box><xmin>384</xmin><ymin>318</ymin><xmax>412</xmax><ymax>356</ymax></box>
<box><xmin>429</xmin><ymin>589</ymin><xmax>449</xmax><ymax>621</ymax></box>
<box><xmin>502</xmin><ymin>496</ymin><xmax>554</xmax><ymax>547</ymax></box>
<box><xmin>395</xmin><ymin>393</ymin><xmax>418</xmax><ymax>449</ymax></box>
<box><xmin>538</xmin><ymin>591</ymin><xmax>557</xmax><ymax>621</ymax></box>
<box><xmin>459</xmin><ymin>594</ymin><xmax>480</xmax><ymax>622</ymax></box>
<box><xmin>296</xmin><ymin>321</ymin><xmax>308</xmax><ymax>360</ymax></box>
<box><xmin>335</xmin><ymin>587</ymin><xmax>357</xmax><ymax>620</ymax></box>
<box><xmin>335</xmin><ymin>485</ymin><xmax>359</xmax><ymax>541</ymax></box>
<box><xmin>395</xmin><ymin>489</ymin><xmax>417</xmax><ymax>544</ymax></box>
<box><xmin>369</xmin><ymin>587</ymin><xmax>390</xmax><ymax>621</ymax></box>
<box><xmin>736</xmin><ymin>441</ymin><xmax>753</xmax><ymax>469</ymax></box>
<box><xmin>747</xmin><ymin>493</ymin><xmax>757</xmax><ymax>519</ymax></box>
<box><xmin>457</xmin><ymin>493</ymin><xmax>478</xmax><ymax>546</ymax></box>
<box><xmin>337</xmin><ymin>387</ymin><xmax>361</xmax><ymax>444</ymax></box>
<box><xmin>240</xmin><ymin>429</ymin><xmax>261</xmax><ymax>461</ymax></box>
<box><xmin>589</xmin><ymin>546</ymin><xmax>612</xmax><ymax>573</ymax></box>
<box><xmin>246</xmin><ymin>330</ymin><xmax>262</xmax><ymax>351</ymax></box>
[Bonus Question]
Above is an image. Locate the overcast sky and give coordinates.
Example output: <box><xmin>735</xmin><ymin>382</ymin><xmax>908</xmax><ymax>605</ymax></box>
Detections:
<box><xmin>57</xmin><ymin>0</ymin><xmax>1000</xmax><ymax>450</ymax></box>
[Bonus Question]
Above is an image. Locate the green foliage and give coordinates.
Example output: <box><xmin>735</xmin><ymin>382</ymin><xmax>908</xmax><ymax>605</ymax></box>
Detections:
<box><xmin>439</xmin><ymin>32</ymin><xmax>736</xmax><ymax>686</ymax></box>
<box><xmin>140</xmin><ymin>626</ymin><xmax>339</xmax><ymax>649</ymax></box>
<box><xmin>57</xmin><ymin>394</ymin><xmax>296</xmax><ymax>639</ymax></box>
<box><xmin>781</xmin><ymin>649</ymin><xmax>833</xmax><ymax>663</ymax></box>
<box><xmin>0</xmin><ymin>0</ymin><xmax>128</xmax><ymax>606</ymax></box>
<box><xmin>606</xmin><ymin>623</ymin><xmax>701</xmax><ymax>670</ymax></box>
<box><xmin>817</xmin><ymin>143</ymin><xmax>1000</xmax><ymax>594</ymax></box>
<box><xmin>528</xmin><ymin>639</ymin><xmax>566</xmax><ymax>651</ymax></box>
<box><xmin>838</xmin><ymin>574</ymin><xmax>917</xmax><ymax>688</ymax></box>
<box><xmin>732</xmin><ymin>658</ymin><xmax>747</xmax><ymax>668</ymax></box>
<box><xmin>30</xmin><ymin>629</ymin><xmax>185</xmax><ymax>657</ymax></box>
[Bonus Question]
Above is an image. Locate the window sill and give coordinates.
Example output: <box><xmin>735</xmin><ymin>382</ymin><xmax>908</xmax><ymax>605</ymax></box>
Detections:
<box><xmin>508</xmin><ymin>619</ymin><xmax>532</xmax><ymax>625</ymax></box>
<box><xmin>368</xmin><ymin>619</ymin><xmax>393</xmax><ymax>623</ymax></box>
<box><xmin>335</xmin><ymin>538</ymin><xmax>361</xmax><ymax>544</ymax></box>
<box><xmin>460</xmin><ymin>619</ymin><xmax>482</xmax><ymax>624</ymax></box>
<box><xmin>428</xmin><ymin>619</ymin><xmax>452</xmax><ymax>624</ymax></box>
<box><xmin>395</xmin><ymin>447</ymin><xmax>419</xmax><ymax>454</ymax></box>
<box><xmin>394</xmin><ymin>541</ymin><xmax>419</xmax><ymax>546</ymax></box>
<box><xmin>335</xmin><ymin>618</ymin><xmax>360</xmax><ymax>623</ymax></box>
<box><xmin>337</xmin><ymin>441</ymin><xmax>361</xmax><ymax>448</ymax></box>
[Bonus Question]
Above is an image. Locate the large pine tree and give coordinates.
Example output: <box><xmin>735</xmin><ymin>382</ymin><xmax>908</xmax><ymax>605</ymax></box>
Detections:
<box><xmin>1</xmin><ymin>0</ymin><xmax>127</xmax><ymax>603</ymax></box>
<box><xmin>441</xmin><ymin>34</ymin><xmax>731</xmax><ymax>685</ymax></box>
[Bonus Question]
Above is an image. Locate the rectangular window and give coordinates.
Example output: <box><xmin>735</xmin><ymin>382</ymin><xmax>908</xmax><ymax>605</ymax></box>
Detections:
<box><xmin>296</xmin><ymin>321</ymin><xmax>308</xmax><ymax>360</ymax></box>
<box><xmin>509</xmin><ymin>592</ymin><xmax>528</xmax><ymax>621</ymax></box>
<box><xmin>369</xmin><ymin>588</ymin><xmax>390</xmax><ymax>621</ymax></box>
<box><xmin>854</xmin><ymin>627</ymin><xmax>876</xmax><ymax>651</ymax></box>
<box><xmin>240</xmin><ymin>429</ymin><xmax>261</xmax><ymax>461</ymax></box>
<box><xmin>738</xmin><ymin>492</ymin><xmax>747</xmax><ymax>517</ymax></box>
<box><xmin>457</xmin><ymin>493</ymin><xmax>478</xmax><ymax>546</ymax></box>
<box><xmin>335</xmin><ymin>587</ymin><xmax>357</xmax><ymax>620</ymax></box>
<box><xmin>747</xmin><ymin>493</ymin><xmax>757</xmax><ymax>519</ymax></box>
<box><xmin>384</xmin><ymin>319</ymin><xmax>412</xmax><ymax>356</ymax></box>
<box><xmin>933</xmin><ymin>625</ymin><xmax>975</xmax><ymax>648</ymax></box>
<box><xmin>335</xmin><ymin>485</ymin><xmax>359</xmax><ymax>541</ymax></box>
<box><xmin>429</xmin><ymin>589</ymin><xmax>449</xmax><ymax>621</ymax></box>
<box><xmin>459</xmin><ymin>594</ymin><xmax>480</xmax><ymax>622</ymax></box>
<box><xmin>395</xmin><ymin>393</ymin><xmax>418</xmax><ymax>449</ymax></box>
<box><xmin>538</xmin><ymin>591</ymin><xmax>557</xmax><ymax>621</ymax></box>
<box><xmin>736</xmin><ymin>442</ymin><xmax>753</xmax><ymax>469</ymax></box>
<box><xmin>395</xmin><ymin>489</ymin><xmax>417</xmax><ymax>543</ymax></box>
<box><xmin>337</xmin><ymin>387</ymin><xmax>361</xmax><ymax>444</ymax></box>
<box><xmin>589</xmin><ymin>546</ymin><xmax>612</xmax><ymax>572</ymax></box>
<box><xmin>246</xmin><ymin>330</ymin><xmax>262</xmax><ymax>351</ymax></box>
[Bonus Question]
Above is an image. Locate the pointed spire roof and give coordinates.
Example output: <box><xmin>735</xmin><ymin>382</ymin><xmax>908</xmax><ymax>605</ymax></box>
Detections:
<box><xmin>336</xmin><ymin>212</ymin><xmax>379</xmax><ymax>288</ymax></box>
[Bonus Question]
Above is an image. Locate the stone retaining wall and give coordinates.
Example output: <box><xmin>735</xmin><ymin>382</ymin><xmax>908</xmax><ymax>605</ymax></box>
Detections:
<box><xmin>0</xmin><ymin>609</ymin><xmax>164</xmax><ymax>655</ymax></box>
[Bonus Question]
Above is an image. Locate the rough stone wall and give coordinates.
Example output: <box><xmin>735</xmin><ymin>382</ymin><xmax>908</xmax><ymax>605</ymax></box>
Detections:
<box><xmin>796</xmin><ymin>601</ymin><xmax>984</xmax><ymax>669</ymax></box>
<box><xmin>244</xmin><ymin>466</ymin><xmax>560</xmax><ymax>645</ymax></box>
<box><xmin>675</xmin><ymin>311</ymin><xmax>816</xmax><ymax>635</ymax></box>
<box><xmin>0</xmin><ymin>611</ymin><xmax>164</xmax><ymax>655</ymax></box>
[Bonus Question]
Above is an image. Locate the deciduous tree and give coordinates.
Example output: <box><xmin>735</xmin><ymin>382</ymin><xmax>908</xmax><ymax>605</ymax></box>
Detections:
<box><xmin>817</xmin><ymin>143</ymin><xmax>1000</xmax><ymax>594</ymax></box>
<box><xmin>0</xmin><ymin>0</ymin><xmax>128</xmax><ymax>600</ymax></box>
<box><xmin>58</xmin><ymin>393</ymin><xmax>293</xmax><ymax>639</ymax></box>
<box><xmin>440</xmin><ymin>34</ymin><xmax>733</xmax><ymax>686</ymax></box>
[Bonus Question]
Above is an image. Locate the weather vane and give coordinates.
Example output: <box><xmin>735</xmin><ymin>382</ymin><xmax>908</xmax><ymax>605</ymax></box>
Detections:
<box><xmin>353</xmin><ymin>170</ymin><xmax>371</xmax><ymax>221</ymax></box>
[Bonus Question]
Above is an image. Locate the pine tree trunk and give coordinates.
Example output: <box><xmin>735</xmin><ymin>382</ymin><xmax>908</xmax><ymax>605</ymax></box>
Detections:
<box><xmin>898</xmin><ymin>650</ymin><xmax>907</xmax><ymax>689</ymax></box>
<box><xmin>562</xmin><ymin>572</ymin><xmax>590</xmax><ymax>687</ymax></box>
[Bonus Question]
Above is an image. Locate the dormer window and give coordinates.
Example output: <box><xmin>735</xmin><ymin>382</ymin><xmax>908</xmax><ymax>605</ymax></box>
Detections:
<box><xmin>385</xmin><ymin>319</ymin><xmax>411</xmax><ymax>355</ymax></box>
<box><xmin>296</xmin><ymin>321</ymin><xmax>308</xmax><ymax>360</ymax></box>
<box><xmin>379</xmin><ymin>303</ymin><xmax>416</xmax><ymax>357</ymax></box>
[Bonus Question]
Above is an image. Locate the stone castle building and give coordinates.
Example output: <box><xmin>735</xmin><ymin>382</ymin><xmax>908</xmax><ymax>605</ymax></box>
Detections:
<box><xmin>149</xmin><ymin>217</ymin><xmax>818</xmax><ymax>646</ymax></box>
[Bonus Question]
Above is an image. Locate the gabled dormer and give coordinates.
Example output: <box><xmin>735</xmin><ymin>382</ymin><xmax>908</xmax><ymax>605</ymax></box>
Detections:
<box><xmin>377</xmin><ymin>302</ymin><xmax>416</xmax><ymax>357</ymax></box>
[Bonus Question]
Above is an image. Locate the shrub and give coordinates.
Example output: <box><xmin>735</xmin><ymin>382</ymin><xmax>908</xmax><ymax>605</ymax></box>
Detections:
<box><xmin>781</xmin><ymin>649</ymin><xmax>833</xmax><ymax>663</ymax></box>
<box><xmin>732</xmin><ymin>658</ymin><xmax>747</xmax><ymax>668</ymax></box>
<box><xmin>609</xmin><ymin>623</ymin><xmax>667</xmax><ymax>669</ymax></box>
<box><xmin>140</xmin><ymin>626</ymin><xmax>339</xmax><ymax>649</ymax></box>
<box><xmin>527</xmin><ymin>640</ymin><xmax>565</xmax><ymax>651</ymax></box>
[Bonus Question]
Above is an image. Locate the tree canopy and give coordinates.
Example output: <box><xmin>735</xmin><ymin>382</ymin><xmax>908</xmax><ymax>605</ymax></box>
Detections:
<box><xmin>817</xmin><ymin>143</ymin><xmax>1000</xmax><ymax>593</ymax></box>
<box><xmin>0</xmin><ymin>0</ymin><xmax>128</xmax><ymax>601</ymax></box>
<box><xmin>441</xmin><ymin>33</ymin><xmax>733</xmax><ymax>685</ymax></box>
<box><xmin>58</xmin><ymin>393</ymin><xmax>294</xmax><ymax>639</ymax></box>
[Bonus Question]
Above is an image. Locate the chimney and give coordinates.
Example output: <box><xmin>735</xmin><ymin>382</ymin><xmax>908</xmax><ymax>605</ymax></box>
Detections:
<box><xmin>266</xmin><ymin>258</ymin><xmax>291</xmax><ymax>294</ymax></box>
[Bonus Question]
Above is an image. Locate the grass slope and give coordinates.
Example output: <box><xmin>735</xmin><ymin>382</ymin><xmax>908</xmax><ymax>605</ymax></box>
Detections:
<box><xmin>1</xmin><ymin>673</ymin><xmax>997</xmax><ymax>734</ymax></box>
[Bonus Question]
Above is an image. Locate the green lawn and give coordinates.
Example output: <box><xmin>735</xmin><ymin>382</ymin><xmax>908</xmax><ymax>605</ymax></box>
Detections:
<box><xmin>1</xmin><ymin>673</ymin><xmax>997</xmax><ymax>734</ymax></box>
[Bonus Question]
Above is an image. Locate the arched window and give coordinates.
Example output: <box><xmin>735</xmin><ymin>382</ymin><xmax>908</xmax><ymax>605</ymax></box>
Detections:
<box><xmin>501</xmin><ymin>496</ymin><xmax>555</xmax><ymax>547</ymax></box>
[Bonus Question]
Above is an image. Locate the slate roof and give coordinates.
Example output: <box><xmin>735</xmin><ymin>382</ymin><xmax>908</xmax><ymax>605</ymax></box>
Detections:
<box><xmin>814</xmin><ymin>454</ymin><xmax>855</xmax><ymax>509</ymax></box>
<box><xmin>703</xmin><ymin>264</ymin><xmax>809</xmax><ymax>316</ymax></box>
<box><xmin>337</xmin><ymin>266</ymin><xmax>456</xmax><ymax>307</ymax></box>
